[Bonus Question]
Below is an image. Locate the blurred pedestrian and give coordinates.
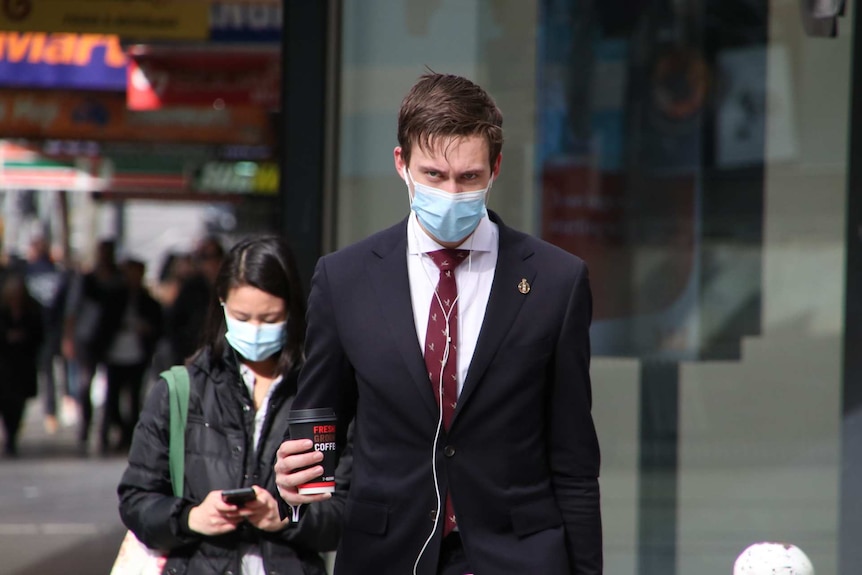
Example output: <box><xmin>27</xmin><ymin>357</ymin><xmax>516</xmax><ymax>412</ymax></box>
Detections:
<box><xmin>148</xmin><ymin>251</ymin><xmax>192</xmax><ymax>383</ymax></box>
<box><xmin>101</xmin><ymin>258</ymin><xmax>163</xmax><ymax>454</ymax></box>
<box><xmin>118</xmin><ymin>235</ymin><xmax>351</xmax><ymax>575</ymax></box>
<box><xmin>24</xmin><ymin>236</ymin><xmax>72</xmax><ymax>435</ymax></box>
<box><xmin>153</xmin><ymin>251</ymin><xmax>193</xmax><ymax>310</ymax></box>
<box><xmin>0</xmin><ymin>273</ymin><xmax>44</xmax><ymax>456</ymax></box>
<box><xmin>62</xmin><ymin>239</ymin><xmax>127</xmax><ymax>453</ymax></box>
<box><xmin>165</xmin><ymin>236</ymin><xmax>224</xmax><ymax>365</ymax></box>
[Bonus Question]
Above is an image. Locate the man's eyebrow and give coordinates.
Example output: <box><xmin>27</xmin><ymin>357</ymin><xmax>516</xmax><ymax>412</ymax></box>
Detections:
<box><xmin>416</xmin><ymin>164</ymin><xmax>486</xmax><ymax>174</ymax></box>
<box><xmin>416</xmin><ymin>163</ymin><xmax>445</xmax><ymax>171</ymax></box>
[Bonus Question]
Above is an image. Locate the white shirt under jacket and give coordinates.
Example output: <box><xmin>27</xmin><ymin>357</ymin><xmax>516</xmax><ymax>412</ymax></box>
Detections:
<box><xmin>406</xmin><ymin>211</ymin><xmax>498</xmax><ymax>396</ymax></box>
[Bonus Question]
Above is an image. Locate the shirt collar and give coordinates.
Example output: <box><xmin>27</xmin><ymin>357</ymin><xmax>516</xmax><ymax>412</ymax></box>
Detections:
<box><xmin>407</xmin><ymin>211</ymin><xmax>495</xmax><ymax>256</ymax></box>
<box><xmin>238</xmin><ymin>363</ymin><xmax>283</xmax><ymax>402</ymax></box>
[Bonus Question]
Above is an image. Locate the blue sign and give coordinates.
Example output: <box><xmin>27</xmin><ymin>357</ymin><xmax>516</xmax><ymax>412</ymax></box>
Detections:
<box><xmin>209</xmin><ymin>2</ymin><xmax>282</xmax><ymax>43</ymax></box>
<box><xmin>0</xmin><ymin>33</ymin><xmax>127</xmax><ymax>91</ymax></box>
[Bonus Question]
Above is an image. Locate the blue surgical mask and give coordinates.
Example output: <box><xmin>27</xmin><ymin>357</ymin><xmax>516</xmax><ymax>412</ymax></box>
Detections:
<box><xmin>223</xmin><ymin>309</ymin><xmax>286</xmax><ymax>362</ymax></box>
<box><xmin>404</xmin><ymin>168</ymin><xmax>491</xmax><ymax>244</ymax></box>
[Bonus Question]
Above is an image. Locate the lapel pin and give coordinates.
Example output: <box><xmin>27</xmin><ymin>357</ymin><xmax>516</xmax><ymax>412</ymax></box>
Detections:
<box><xmin>518</xmin><ymin>278</ymin><xmax>530</xmax><ymax>294</ymax></box>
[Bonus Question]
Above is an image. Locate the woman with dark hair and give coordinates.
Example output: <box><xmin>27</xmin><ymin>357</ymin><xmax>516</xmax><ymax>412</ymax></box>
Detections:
<box><xmin>118</xmin><ymin>236</ymin><xmax>351</xmax><ymax>575</ymax></box>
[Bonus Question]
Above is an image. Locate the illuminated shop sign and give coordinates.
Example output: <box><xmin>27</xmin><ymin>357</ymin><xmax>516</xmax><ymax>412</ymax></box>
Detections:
<box><xmin>0</xmin><ymin>33</ymin><xmax>127</xmax><ymax>90</ymax></box>
<box><xmin>194</xmin><ymin>161</ymin><xmax>279</xmax><ymax>195</ymax></box>
<box><xmin>0</xmin><ymin>141</ymin><xmax>278</xmax><ymax>195</ymax></box>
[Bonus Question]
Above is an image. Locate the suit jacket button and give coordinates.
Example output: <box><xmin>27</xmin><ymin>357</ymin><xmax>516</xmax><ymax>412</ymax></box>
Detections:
<box><xmin>444</xmin><ymin>445</ymin><xmax>455</xmax><ymax>457</ymax></box>
<box><xmin>429</xmin><ymin>509</ymin><xmax>437</xmax><ymax>521</ymax></box>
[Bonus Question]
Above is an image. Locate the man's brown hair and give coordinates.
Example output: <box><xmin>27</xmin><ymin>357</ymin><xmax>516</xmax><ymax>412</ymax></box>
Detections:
<box><xmin>397</xmin><ymin>72</ymin><xmax>503</xmax><ymax>169</ymax></box>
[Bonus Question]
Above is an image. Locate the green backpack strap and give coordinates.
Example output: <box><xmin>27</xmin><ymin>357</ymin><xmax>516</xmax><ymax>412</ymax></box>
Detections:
<box><xmin>161</xmin><ymin>366</ymin><xmax>190</xmax><ymax>498</ymax></box>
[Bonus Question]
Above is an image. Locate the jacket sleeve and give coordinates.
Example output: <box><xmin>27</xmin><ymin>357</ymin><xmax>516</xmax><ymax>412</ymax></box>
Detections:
<box><xmin>117</xmin><ymin>378</ymin><xmax>199</xmax><ymax>551</ymax></box>
<box><xmin>275</xmin><ymin>256</ymin><xmax>357</xmax><ymax>526</ymax></box>
<box><xmin>292</xmin><ymin>256</ymin><xmax>358</xmax><ymax>452</ymax></box>
<box><xmin>550</xmin><ymin>261</ymin><xmax>603</xmax><ymax>574</ymax></box>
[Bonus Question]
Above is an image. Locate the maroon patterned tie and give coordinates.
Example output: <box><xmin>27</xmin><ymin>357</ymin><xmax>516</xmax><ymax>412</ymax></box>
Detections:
<box><xmin>424</xmin><ymin>248</ymin><xmax>469</xmax><ymax>537</ymax></box>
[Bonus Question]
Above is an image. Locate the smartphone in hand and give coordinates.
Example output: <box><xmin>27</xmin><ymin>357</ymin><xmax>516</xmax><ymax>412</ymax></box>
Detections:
<box><xmin>221</xmin><ymin>487</ymin><xmax>256</xmax><ymax>507</ymax></box>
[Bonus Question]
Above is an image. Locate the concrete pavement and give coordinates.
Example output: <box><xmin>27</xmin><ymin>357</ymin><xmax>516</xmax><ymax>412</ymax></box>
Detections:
<box><xmin>0</xmin><ymin>398</ymin><xmax>128</xmax><ymax>574</ymax></box>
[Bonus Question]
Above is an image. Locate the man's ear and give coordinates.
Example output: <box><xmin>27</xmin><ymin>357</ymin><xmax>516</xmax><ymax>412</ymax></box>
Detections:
<box><xmin>394</xmin><ymin>147</ymin><xmax>407</xmax><ymax>179</ymax></box>
<box><xmin>491</xmin><ymin>153</ymin><xmax>502</xmax><ymax>179</ymax></box>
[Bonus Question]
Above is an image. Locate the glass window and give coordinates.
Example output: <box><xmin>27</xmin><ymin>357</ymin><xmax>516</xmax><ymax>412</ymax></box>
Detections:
<box><xmin>337</xmin><ymin>1</ymin><xmax>851</xmax><ymax>572</ymax></box>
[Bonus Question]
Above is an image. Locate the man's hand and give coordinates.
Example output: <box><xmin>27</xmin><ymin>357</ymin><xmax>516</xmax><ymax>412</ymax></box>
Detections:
<box><xmin>274</xmin><ymin>439</ymin><xmax>333</xmax><ymax>506</ymax></box>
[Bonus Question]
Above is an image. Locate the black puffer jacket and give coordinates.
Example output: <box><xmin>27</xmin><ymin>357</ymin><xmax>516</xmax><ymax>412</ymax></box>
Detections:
<box><xmin>118</xmin><ymin>347</ymin><xmax>351</xmax><ymax>575</ymax></box>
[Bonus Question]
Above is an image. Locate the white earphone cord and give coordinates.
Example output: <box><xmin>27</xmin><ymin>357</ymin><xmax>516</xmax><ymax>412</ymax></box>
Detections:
<box><xmin>413</xmin><ymin>286</ymin><xmax>456</xmax><ymax>575</ymax></box>
<box><xmin>411</xmin><ymin>223</ymin><xmax>477</xmax><ymax>575</ymax></box>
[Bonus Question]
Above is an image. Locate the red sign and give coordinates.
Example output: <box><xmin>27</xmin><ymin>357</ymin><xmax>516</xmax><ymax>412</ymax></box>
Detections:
<box><xmin>127</xmin><ymin>48</ymin><xmax>280</xmax><ymax>110</ymax></box>
<box><xmin>541</xmin><ymin>163</ymin><xmax>695</xmax><ymax>320</ymax></box>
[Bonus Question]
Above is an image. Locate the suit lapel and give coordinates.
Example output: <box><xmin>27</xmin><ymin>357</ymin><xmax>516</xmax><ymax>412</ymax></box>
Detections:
<box><xmin>454</xmin><ymin>218</ymin><xmax>536</xmax><ymax>424</ymax></box>
<box><xmin>367</xmin><ymin>222</ymin><xmax>439</xmax><ymax>419</ymax></box>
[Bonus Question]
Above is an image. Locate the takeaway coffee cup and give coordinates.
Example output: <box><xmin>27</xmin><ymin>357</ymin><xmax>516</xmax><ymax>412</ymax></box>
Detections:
<box><xmin>287</xmin><ymin>408</ymin><xmax>338</xmax><ymax>494</ymax></box>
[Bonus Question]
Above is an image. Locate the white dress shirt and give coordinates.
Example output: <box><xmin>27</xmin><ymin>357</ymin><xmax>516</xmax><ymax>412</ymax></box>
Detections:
<box><xmin>406</xmin><ymin>211</ymin><xmax>498</xmax><ymax>395</ymax></box>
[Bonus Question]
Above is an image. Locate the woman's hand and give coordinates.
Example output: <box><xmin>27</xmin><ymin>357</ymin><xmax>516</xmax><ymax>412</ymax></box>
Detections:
<box><xmin>187</xmin><ymin>490</ymin><xmax>244</xmax><ymax>536</ymax></box>
<box><xmin>240</xmin><ymin>486</ymin><xmax>290</xmax><ymax>532</ymax></box>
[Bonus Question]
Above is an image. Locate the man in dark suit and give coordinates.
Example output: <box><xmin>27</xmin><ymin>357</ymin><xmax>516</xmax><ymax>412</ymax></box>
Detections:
<box><xmin>275</xmin><ymin>73</ymin><xmax>602</xmax><ymax>574</ymax></box>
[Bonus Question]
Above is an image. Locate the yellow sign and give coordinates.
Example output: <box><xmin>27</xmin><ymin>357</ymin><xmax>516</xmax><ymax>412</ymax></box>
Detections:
<box><xmin>0</xmin><ymin>0</ymin><xmax>209</xmax><ymax>41</ymax></box>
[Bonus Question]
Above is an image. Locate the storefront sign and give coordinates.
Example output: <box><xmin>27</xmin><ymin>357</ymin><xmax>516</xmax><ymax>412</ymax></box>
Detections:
<box><xmin>0</xmin><ymin>141</ymin><xmax>277</xmax><ymax>195</ymax></box>
<box><xmin>209</xmin><ymin>1</ymin><xmax>282</xmax><ymax>43</ymax></box>
<box><xmin>0</xmin><ymin>33</ymin><xmax>127</xmax><ymax>90</ymax></box>
<box><xmin>0</xmin><ymin>150</ymin><xmax>188</xmax><ymax>193</ymax></box>
<box><xmin>0</xmin><ymin>142</ymin><xmax>107</xmax><ymax>191</ymax></box>
<box><xmin>194</xmin><ymin>161</ymin><xmax>279</xmax><ymax>194</ymax></box>
<box><xmin>0</xmin><ymin>0</ymin><xmax>208</xmax><ymax>41</ymax></box>
<box><xmin>126</xmin><ymin>48</ymin><xmax>280</xmax><ymax>110</ymax></box>
<box><xmin>0</xmin><ymin>90</ymin><xmax>274</xmax><ymax>145</ymax></box>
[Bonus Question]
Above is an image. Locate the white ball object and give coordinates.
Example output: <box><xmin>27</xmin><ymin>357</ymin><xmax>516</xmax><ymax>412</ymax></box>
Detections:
<box><xmin>733</xmin><ymin>542</ymin><xmax>814</xmax><ymax>575</ymax></box>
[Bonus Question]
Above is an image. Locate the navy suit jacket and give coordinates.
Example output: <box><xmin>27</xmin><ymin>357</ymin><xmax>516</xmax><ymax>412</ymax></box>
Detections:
<box><xmin>291</xmin><ymin>211</ymin><xmax>602</xmax><ymax>574</ymax></box>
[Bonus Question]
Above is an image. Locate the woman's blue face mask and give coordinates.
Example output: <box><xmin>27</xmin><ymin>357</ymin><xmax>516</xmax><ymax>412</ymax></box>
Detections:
<box><xmin>404</xmin><ymin>168</ymin><xmax>492</xmax><ymax>244</ymax></box>
<box><xmin>223</xmin><ymin>309</ymin><xmax>286</xmax><ymax>361</ymax></box>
